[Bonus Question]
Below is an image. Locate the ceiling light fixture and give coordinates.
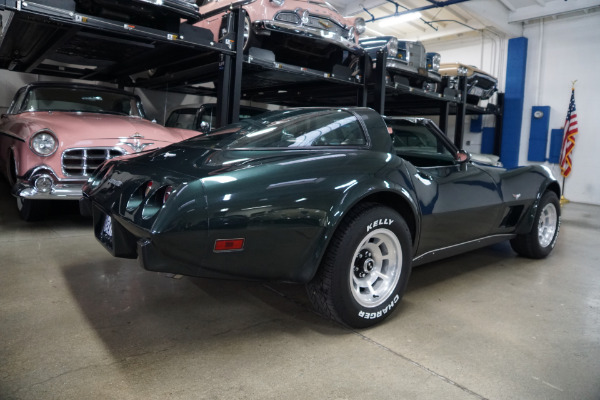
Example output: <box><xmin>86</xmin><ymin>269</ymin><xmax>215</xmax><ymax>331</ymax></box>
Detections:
<box><xmin>378</xmin><ymin>11</ymin><xmax>422</xmax><ymax>27</ymax></box>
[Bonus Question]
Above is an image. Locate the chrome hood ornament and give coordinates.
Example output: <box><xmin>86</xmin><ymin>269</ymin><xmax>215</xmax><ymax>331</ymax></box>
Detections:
<box><xmin>121</xmin><ymin>133</ymin><xmax>154</xmax><ymax>153</ymax></box>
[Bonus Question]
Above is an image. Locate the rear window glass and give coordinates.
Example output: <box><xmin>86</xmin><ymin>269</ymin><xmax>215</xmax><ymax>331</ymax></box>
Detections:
<box><xmin>187</xmin><ymin>109</ymin><xmax>367</xmax><ymax>149</ymax></box>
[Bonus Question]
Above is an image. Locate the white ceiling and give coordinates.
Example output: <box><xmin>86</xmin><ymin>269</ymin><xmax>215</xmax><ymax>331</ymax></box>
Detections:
<box><xmin>329</xmin><ymin>0</ymin><xmax>600</xmax><ymax>43</ymax></box>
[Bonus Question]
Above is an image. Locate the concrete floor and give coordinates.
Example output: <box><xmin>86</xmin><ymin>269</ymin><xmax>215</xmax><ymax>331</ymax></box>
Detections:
<box><xmin>1</xmin><ymin>179</ymin><xmax>599</xmax><ymax>400</ymax></box>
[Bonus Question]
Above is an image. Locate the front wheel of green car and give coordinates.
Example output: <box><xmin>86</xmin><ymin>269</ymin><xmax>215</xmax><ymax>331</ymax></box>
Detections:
<box><xmin>510</xmin><ymin>191</ymin><xmax>561</xmax><ymax>259</ymax></box>
<box><xmin>307</xmin><ymin>204</ymin><xmax>412</xmax><ymax>328</ymax></box>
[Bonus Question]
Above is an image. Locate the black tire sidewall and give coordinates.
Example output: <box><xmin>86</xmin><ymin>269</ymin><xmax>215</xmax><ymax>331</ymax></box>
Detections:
<box><xmin>329</xmin><ymin>206</ymin><xmax>412</xmax><ymax>328</ymax></box>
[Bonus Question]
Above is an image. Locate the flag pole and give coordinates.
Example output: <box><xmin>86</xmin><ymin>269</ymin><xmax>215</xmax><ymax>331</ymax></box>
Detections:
<box><xmin>560</xmin><ymin>176</ymin><xmax>569</xmax><ymax>206</ymax></box>
<box><xmin>559</xmin><ymin>80</ymin><xmax>577</xmax><ymax>207</ymax></box>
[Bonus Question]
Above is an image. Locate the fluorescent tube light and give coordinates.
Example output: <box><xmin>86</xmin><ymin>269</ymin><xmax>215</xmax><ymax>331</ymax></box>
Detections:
<box><xmin>379</xmin><ymin>12</ymin><xmax>422</xmax><ymax>27</ymax></box>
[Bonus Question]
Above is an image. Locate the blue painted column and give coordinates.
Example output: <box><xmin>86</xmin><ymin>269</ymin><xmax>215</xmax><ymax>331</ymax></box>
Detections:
<box><xmin>501</xmin><ymin>37</ymin><xmax>528</xmax><ymax>168</ymax></box>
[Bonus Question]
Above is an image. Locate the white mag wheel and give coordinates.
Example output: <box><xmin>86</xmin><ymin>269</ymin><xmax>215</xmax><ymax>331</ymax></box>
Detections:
<box><xmin>349</xmin><ymin>228</ymin><xmax>403</xmax><ymax>308</ymax></box>
<box><xmin>537</xmin><ymin>202</ymin><xmax>558</xmax><ymax>248</ymax></box>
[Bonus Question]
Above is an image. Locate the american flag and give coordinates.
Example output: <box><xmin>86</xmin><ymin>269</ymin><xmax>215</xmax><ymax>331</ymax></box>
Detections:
<box><xmin>559</xmin><ymin>87</ymin><xmax>578</xmax><ymax>178</ymax></box>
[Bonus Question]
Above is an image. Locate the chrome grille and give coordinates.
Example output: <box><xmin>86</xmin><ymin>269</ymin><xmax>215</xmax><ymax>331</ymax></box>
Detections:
<box><xmin>62</xmin><ymin>148</ymin><xmax>125</xmax><ymax>177</ymax></box>
<box><xmin>274</xmin><ymin>11</ymin><xmax>349</xmax><ymax>37</ymax></box>
<box><xmin>306</xmin><ymin>15</ymin><xmax>348</xmax><ymax>37</ymax></box>
<box><xmin>275</xmin><ymin>11</ymin><xmax>301</xmax><ymax>24</ymax></box>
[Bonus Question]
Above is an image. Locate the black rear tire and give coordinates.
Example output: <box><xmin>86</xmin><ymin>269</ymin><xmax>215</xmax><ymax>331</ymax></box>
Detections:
<box><xmin>307</xmin><ymin>203</ymin><xmax>412</xmax><ymax>328</ymax></box>
<box><xmin>510</xmin><ymin>191</ymin><xmax>560</xmax><ymax>259</ymax></box>
<box><xmin>9</xmin><ymin>153</ymin><xmax>46</xmax><ymax>222</ymax></box>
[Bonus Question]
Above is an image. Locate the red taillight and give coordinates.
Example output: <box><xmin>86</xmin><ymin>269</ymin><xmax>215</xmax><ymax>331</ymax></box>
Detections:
<box><xmin>144</xmin><ymin>181</ymin><xmax>153</xmax><ymax>197</ymax></box>
<box><xmin>163</xmin><ymin>186</ymin><xmax>173</xmax><ymax>204</ymax></box>
<box><xmin>214</xmin><ymin>239</ymin><xmax>245</xmax><ymax>252</ymax></box>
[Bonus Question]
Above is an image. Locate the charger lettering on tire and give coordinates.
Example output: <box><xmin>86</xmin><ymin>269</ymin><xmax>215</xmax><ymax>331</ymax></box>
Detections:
<box><xmin>358</xmin><ymin>294</ymin><xmax>400</xmax><ymax>319</ymax></box>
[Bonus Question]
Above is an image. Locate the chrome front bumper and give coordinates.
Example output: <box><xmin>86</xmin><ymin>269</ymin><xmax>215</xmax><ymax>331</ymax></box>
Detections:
<box><xmin>12</xmin><ymin>181</ymin><xmax>84</xmax><ymax>200</ymax></box>
<box><xmin>253</xmin><ymin>20</ymin><xmax>362</xmax><ymax>53</ymax></box>
<box><xmin>385</xmin><ymin>58</ymin><xmax>442</xmax><ymax>83</ymax></box>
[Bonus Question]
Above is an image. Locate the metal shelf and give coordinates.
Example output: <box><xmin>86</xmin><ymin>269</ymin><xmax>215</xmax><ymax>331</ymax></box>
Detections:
<box><xmin>0</xmin><ymin>1</ymin><xmax>501</xmax><ymax>150</ymax></box>
<box><xmin>0</xmin><ymin>0</ymin><xmax>230</xmax><ymax>82</ymax></box>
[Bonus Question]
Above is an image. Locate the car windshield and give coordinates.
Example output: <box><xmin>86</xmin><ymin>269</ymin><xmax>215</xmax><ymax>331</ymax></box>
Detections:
<box><xmin>308</xmin><ymin>1</ymin><xmax>340</xmax><ymax>13</ymax></box>
<box><xmin>186</xmin><ymin>109</ymin><xmax>367</xmax><ymax>149</ymax></box>
<box><xmin>386</xmin><ymin>118</ymin><xmax>456</xmax><ymax>166</ymax></box>
<box><xmin>165</xmin><ymin>108</ymin><xmax>197</xmax><ymax>129</ymax></box>
<box><xmin>19</xmin><ymin>86</ymin><xmax>146</xmax><ymax>117</ymax></box>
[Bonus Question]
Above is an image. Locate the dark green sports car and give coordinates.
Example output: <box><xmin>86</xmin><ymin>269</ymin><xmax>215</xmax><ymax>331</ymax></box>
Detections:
<box><xmin>81</xmin><ymin>107</ymin><xmax>561</xmax><ymax>328</ymax></box>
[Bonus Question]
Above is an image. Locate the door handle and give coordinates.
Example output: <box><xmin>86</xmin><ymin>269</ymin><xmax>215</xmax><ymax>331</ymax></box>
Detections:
<box><xmin>417</xmin><ymin>171</ymin><xmax>433</xmax><ymax>181</ymax></box>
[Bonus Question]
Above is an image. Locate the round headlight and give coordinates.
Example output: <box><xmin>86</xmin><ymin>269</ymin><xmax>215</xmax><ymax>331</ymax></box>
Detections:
<box><xmin>30</xmin><ymin>130</ymin><xmax>58</xmax><ymax>157</ymax></box>
<box><xmin>354</xmin><ymin>17</ymin><xmax>366</xmax><ymax>35</ymax></box>
<box><xmin>429</xmin><ymin>53</ymin><xmax>441</xmax><ymax>72</ymax></box>
<box><xmin>386</xmin><ymin>37</ymin><xmax>398</xmax><ymax>58</ymax></box>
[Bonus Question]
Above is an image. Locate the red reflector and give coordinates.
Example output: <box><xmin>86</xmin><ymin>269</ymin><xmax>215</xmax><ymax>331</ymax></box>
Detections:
<box><xmin>214</xmin><ymin>239</ymin><xmax>245</xmax><ymax>252</ymax></box>
<box><xmin>145</xmin><ymin>181</ymin><xmax>153</xmax><ymax>197</ymax></box>
<box><xmin>163</xmin><ymin>186</ymin><xmax>173</xmax><ymax>204</ymax></box>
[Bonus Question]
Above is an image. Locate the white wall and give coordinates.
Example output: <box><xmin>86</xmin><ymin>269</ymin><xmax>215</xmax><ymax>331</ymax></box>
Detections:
<box><xmin>521</xmin><ymin>12</ymin><xmax>600</xmax><ymax>205</ymax></box>
<box><xmin>425</xmin><ymin>31</ymin><xmax>508</xmax><ymax>155</ymax></box>
<box><xmin>426</xmin><ymin>12</ymin><xmax>600</xmax><ymax>205</ymax></box>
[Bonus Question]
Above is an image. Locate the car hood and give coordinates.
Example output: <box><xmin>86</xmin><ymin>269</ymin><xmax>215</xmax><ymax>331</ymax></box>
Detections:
<box><xmin>13</xmin><ymin>112</ymin><xmax>192</xmax><ymax>143</ymax></box>
<box><xmin>438</xmin><ymin>63</ymin><xmax>497</xmax><ymax>80</ymax></box>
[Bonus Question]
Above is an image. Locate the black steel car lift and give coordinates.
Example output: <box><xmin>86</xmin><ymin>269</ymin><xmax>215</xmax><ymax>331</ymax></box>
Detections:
<box><xmin>0</xmin><ymin>0</ymin><xmax>501</xmax><ymax>152</ymax></box>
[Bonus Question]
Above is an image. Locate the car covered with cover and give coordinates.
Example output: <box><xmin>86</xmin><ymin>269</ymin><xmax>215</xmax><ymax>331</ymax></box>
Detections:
<box><xmin>81</xmin><ymin>107</ymin><xmax>561</xmax><ymax>328</ymax></box>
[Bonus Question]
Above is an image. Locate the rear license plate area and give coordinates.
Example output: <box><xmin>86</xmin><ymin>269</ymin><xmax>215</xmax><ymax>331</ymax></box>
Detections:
<box><xmin>99</xmin><ymin>214</ymin><xmax>114</xmax><ymax>250</ymax></box>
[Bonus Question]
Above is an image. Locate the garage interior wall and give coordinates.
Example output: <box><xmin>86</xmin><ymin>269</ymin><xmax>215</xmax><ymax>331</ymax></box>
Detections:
<box><xmin>520</xmin><ymin>12</ymin><xmax>600</xmax><ymax>206</ymax></box>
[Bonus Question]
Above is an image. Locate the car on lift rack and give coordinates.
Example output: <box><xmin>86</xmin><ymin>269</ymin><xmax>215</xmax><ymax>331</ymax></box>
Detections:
<box><xmin>439</xmin><ymin>62</ymin><xmax>498</xmax><ymax>105</ymax></box>
<box><xmin>194</xmin><ymin>0</ymin><xmax>366</xmax><ymax>74</ymax></box>
<box><xmin>0</xmin><ymin>82</ymin><xmax>198</xmax><ymax>221</ymax></box>
<box><xmin>81</xmin><ymin>107</ymin><xmax>561</xmax><ymax>328</ymax></box>
<box><xmin>74</xmin><ymin>0</ymin><xmax>200</xmax><ymax>30</ymax></box>
<box><xmin>360</xmin><ymin>36</ymin><xmax>442</xmax><ymax>91</ymax></box>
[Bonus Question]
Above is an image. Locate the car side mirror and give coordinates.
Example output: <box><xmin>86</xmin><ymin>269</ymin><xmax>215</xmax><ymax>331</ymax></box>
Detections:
<box><xmin>457</xmin><ymin>150</ymin><xmax>470</xmax><ymax>163</ymax></box>
<box><xmin>199</xmin><ymin>121</ymin><xmax>210</xmax><ymax>134</ymax></box>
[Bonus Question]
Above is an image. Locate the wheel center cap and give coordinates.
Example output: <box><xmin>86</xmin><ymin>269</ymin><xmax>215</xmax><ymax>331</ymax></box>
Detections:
<box><xmin>354</xmin><ymin>250</ymin><xmax>375</xmax><ymax>278</ymax></box>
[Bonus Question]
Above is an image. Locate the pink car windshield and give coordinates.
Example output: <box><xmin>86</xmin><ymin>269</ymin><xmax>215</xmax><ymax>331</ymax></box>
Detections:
<box><xmin>19</xmin><ymin>87</ymin><xmax>145</xmax><ymax>117</ymax></box>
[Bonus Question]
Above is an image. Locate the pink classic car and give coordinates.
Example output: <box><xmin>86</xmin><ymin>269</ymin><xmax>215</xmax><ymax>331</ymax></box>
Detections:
<box><xmin>195</xmin><ymin>0</ymin><xmax>366</xmax><ymax>72</ymax></box>
<box><xmin>0</xmin><ymin>82</ymin><xmax>197</xmax><ymax>221</ymax></box>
